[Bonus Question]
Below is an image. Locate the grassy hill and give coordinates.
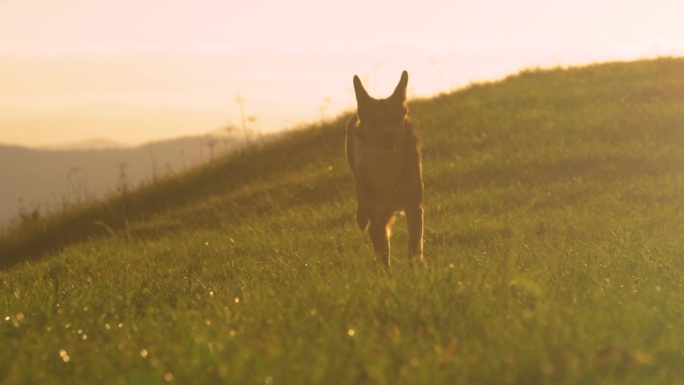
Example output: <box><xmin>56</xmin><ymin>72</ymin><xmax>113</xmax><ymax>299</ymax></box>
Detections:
<box><xmin>2</xmin><ymin>58</ymin><xmax>684</xmax><ymax>384</ymax></box>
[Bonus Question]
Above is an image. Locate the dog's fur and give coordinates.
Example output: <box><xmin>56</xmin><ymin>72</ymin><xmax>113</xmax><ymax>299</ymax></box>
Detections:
<box><xmin>345</xmin><ymin>71</ymin><xmax>424</xmax><ymax>268</ymax></box>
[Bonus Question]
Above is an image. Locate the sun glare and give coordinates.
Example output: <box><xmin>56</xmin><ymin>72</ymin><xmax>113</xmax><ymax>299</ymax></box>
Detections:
<box><xmin>0</xmin><ymin>0</ymin><xmax>683</xmax><ymax>146</ymax></box>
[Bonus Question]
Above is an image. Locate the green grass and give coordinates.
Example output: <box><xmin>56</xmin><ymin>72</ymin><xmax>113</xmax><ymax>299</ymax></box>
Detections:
<box><xmin>2</xmin><ymin>57</ymin><xmax>684</xmax><ymax>384</ymax></box>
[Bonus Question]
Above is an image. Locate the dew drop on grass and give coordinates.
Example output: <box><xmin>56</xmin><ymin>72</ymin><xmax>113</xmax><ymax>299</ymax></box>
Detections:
<box><xmin>234</xmin><ymin>297</ymin><xmax>240</xmax><ymax>304</ymax></box>
<box><xmin>140</xmin><ymin>349</ymin><xmax>149</xmax><ymax>359</ymax></box>
<box><xmin>164</xmin><ymin>372</ymin><xmax>174</xmax><ymax>382</ymax></box>
<box><xmin>59</xmin><ymin>349</ymin><xmax>70</xmax><ymax>363</ymax></box>
<box><xmin>105</xmin><ymin>323</ymin><xmax>111</xmax><ymax>330</ymax></box>
<box><xmin>348</xmin><ymin>329</ymin><xmax>355</xmax><ymax>337</ymax></box>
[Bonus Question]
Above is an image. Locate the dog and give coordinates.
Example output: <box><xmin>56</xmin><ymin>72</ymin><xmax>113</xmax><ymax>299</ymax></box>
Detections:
<box><xmin>345</xmin><ymin>71</ymin><xmax>424</xmax><ymax>268</ymax></box>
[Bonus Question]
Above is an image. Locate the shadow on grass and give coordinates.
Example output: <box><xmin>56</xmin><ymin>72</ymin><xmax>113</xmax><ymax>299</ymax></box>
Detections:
<box><xmin>0</xmin><ymin>122</ymin><xmax>348</xmax><ymax>270</ymax></box>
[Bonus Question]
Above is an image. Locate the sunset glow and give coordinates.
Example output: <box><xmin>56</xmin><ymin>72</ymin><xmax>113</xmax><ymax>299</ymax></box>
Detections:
<box><xmin>1</xmin><ymin>0</ymin><xmax>683</xmax><ymax>146</ymax></box>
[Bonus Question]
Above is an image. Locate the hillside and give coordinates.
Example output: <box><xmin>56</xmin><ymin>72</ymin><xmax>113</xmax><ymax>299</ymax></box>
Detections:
<box><xmin>0</xmin><ymin>131</ymin><xmax>245</xmax><ymax>228</ymax></box>
<box><xmin>2</xmin><ymin>58</ymin><xmax>684</xmax><ymax>384</ymax></box>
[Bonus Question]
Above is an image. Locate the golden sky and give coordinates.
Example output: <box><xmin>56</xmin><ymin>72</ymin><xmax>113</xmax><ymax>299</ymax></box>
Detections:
<box><xmin>1</xmin><ymin>0</ymin><xmax>683</xmax><ymax>146</ymax></box>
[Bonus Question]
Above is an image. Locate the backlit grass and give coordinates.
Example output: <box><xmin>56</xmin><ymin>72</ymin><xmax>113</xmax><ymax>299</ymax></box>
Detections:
<box><xmin>2</xmin><ymin>58</ymin><xmax>684</xmax><ymax>384</ymax></box>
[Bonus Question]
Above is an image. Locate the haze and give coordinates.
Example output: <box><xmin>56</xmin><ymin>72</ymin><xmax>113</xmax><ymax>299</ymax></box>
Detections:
<box><xmin>1</xmin><ymin>0</ymin><xmax>683</xmax><ymax>147</ymax></box>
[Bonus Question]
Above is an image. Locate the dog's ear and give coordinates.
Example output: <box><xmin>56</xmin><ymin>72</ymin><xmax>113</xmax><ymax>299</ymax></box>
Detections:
<box><xmin>390</xmin><ymin>70</ymin><xmax>409</xmax><ymax>104</ymax></box>
<box><xmin>353</xmin><ymin>75</ymin><xmax>371</xmax><ymax>105</ymax></box>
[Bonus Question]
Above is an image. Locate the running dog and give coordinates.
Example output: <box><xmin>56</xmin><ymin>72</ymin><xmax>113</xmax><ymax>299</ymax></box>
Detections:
<box><xmin>345</xmin><ymin>71</ymin><xmax>424</xmax><ymax>268</ymax></box>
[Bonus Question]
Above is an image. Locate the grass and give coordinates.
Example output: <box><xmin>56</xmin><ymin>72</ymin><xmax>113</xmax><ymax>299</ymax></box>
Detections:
<box><xmin>2</xmin><ymin>57</ymin><xmax>684</xmax><ymax>384</ymax></box>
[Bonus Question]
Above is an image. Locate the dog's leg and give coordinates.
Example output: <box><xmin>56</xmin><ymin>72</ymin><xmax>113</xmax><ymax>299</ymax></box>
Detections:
<box><xmin>356</xmin><ymin>205</ymin><xmax>370</xmax><ymax>231</ymax></box>
<box><xmin>369</xmin><ymin>213</ymin><xmax>393</xmax><ymax>268</ymax></box>
<box><xmin>406</xmin><ymin>203</ymin><xmax>424</xmax><ymax>264</ymax></box>
<box><xmin>354</xmin><ymin>181</ymin><xmax>370</xmax><ymax>231</ymax></box>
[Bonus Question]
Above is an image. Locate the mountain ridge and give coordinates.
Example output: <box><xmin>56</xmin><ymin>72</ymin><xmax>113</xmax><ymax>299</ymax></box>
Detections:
<box><xmin>0</xmin><ymin>129</ymin><xmax>254</xmax><ymax>227</ymax></box>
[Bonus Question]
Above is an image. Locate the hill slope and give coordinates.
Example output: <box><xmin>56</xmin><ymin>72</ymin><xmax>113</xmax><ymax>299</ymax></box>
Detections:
<box><xmin>0</xmin><ymin>132</ymin><xmax>244</xmax><ymax>228</ymax></box>
<box><xmin>2</xmin><ymin>58</ymin><xmax>684</xmax><ymax>384</ymax></box>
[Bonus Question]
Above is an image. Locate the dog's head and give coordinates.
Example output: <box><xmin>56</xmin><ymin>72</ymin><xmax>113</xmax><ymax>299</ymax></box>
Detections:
<box><xmin>353</xmin><ymin>71</ymin><xmax>409</xmax><ymax>150</ymax></box>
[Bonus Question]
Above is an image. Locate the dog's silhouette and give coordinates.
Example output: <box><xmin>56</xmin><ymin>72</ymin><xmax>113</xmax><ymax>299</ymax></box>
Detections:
<box><xmin>345</xmin><ymin>71</ymin><xmax>424</xmax><ymax>268</ymax></box>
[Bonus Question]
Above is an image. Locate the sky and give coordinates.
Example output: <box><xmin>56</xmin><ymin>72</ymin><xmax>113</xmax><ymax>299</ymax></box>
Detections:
<box><xmin>1</xmin><ymin>0</ymin><xmax>683</xmax><ymax>147</ymax></box>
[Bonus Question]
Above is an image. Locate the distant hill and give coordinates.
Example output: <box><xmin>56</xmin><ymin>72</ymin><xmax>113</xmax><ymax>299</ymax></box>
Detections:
<box><xmin>46</xmin><ymin>137</ymin><xmax>126</xmax><ymax>150</ymax></box>
<box><xmin>0</xmin><ymin>104</ymin><xmax>231</xmax><ymax>148</ymax></box>
<box><xmin>0</xmin><ymin>131</ymin><xmax>248</xmax><ymax>227</ymax></box>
